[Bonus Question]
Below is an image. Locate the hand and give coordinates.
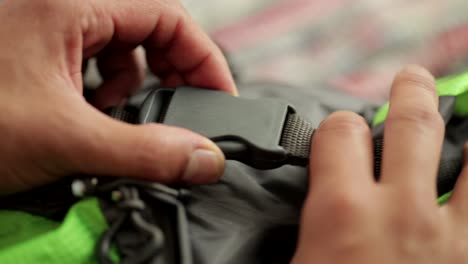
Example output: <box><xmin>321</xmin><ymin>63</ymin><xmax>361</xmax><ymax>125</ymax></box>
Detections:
<box><xmin>293</xmin><ymin>65</ymin><xmax>468</xmax><ymax>263</ymax></box>
<box><xmin>0</xmin><ymin>0</ymin><xmax>237</xmax><ymax>194</ymax></box>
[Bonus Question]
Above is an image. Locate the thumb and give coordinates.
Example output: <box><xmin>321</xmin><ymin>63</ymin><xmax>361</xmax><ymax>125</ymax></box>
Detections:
<box><xmin>70</xmin><ymin>112</ymin><xmax>225</xmax><ymax>185</ymax></box>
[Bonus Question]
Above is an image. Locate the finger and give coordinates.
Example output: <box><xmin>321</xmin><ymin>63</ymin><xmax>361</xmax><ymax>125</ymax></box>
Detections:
<box><xmin>65</xmin><ymin>108</ymin><xmax>225</xmax><ymax>184</ymax></box>
<box><xmin>308</xmin><ymin>111</ymin><xmax>374</xmax><ymax>193</ymax></box>
<box><xmin>446</xmin><ymin>144</ymin><xmax>468</xmax><ymax>214</ymax></box>
<box><xmin>380</xmin><ymin>65</ymin><xmax>444</xmax><ymax>198</ymax></box>
<box><xmin>82</xmin><ymin>0</ymin><xmax>237</xmax><ymax>95</ymax></box>
<box><xmin>292</xmin><ymin>111</ymin><xmax>374</xmax><ymax>262</ymax></box>
<box><xmin>91</xmin><ymin>48</ymin><xmax>146</xmax><ymax>109</ymax></box>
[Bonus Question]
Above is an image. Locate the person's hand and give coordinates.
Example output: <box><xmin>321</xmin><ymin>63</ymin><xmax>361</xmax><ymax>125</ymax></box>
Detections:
<box><xmin>0</xmin><ymin>0</ymin><xmax>237</xmax><ymax>194</ymax></box>
<box><xmin>292</xmin><ymin>65</ymin><xmax>468</xmax><ymax>263</ymax></box>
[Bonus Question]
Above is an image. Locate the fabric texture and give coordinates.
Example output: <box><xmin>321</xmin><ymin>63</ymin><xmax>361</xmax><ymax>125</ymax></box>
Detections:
<box><xmin>280</xmin><ymin>113</ymin><xmax>314</xmax><ymax>163</ymax></box>
<box><xmin>0</xmin><ymin>198</ymin><xmax>110</xmax><ymax>264</ymax></box>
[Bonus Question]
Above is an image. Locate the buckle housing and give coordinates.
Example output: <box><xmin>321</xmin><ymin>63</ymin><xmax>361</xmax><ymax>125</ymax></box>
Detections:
<box><xmin>139</xmin><ymin>87</ymin><xmax>295</xmax><ymax>169</ymax></box>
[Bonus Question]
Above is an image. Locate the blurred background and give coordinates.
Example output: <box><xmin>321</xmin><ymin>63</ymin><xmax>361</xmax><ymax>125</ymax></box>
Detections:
<box><xmin>182</xmin><ymin>0</ymin><xmax>468</xmax><ymax>104</ymax></box>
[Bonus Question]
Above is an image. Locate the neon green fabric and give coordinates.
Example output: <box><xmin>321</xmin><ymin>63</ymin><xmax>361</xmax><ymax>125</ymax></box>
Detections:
<box><xmin>371</xmin><ymin>71</ymin><xmax>468</xmax><ymax>204</ymax></box>
<box><xmin>438</xmin><ymin>191</ymin><xmax>452</xmax><ymax>205</ymax></box>
<box><xmin>372</xmin><ymin>71</ymin><xmax>468</xmax><ymax>126</ymax></box>
<box><xmin>0</xmin><ymin>198</ymin><xmax>108</xmax><ymax>264</ymax></box>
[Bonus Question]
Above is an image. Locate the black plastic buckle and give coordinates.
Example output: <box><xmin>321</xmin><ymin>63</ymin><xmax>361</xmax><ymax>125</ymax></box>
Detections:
<box><xmin>137</xmin><ymin>87</ymin><xmax>296</xmax><ymax>169</ymax></box>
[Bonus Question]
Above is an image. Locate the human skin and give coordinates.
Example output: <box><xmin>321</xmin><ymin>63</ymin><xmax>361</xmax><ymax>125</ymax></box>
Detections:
<box><xmin>0</xmin><ymin>0</ymin><xmax>237</xmax><ymax>194</ymax></box>
<box><xmin>292</xmin><ymin>65</ymin><xmax>468</xmax><ymax>264</ymax></box>
<box><xmin>1</xmin><ymin>1</ymin><xmax>468</xmax><ymax>263</ymax></box>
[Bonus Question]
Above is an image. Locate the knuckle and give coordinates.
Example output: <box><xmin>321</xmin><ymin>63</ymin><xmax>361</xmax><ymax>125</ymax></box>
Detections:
<box><xmin>387</xmin><ymin>106</ymin><xmax>444</xmax><ymax>132</ymax></box>
<box><xmin>130</xmin><ymin>124</ymin><xmax>174</xmax><ymax>178</ymax></box>
<box><xmin>29</xmin><ymin>0</ymin><xmax>59</xmax><ymax>11</ymax></box>
<box><xmin>393</xmin><ymin>67</ymin><xmax>437</xmax><ymax>98</ymax></box>
<box><xmin>390</xmin><ymin>202</ymin><xmax>442</xmax><ymax>242</ymax></box>
<box><xmin>29</xmin><ymin>0</ymin><xmax>75</xmax><ymax>18</ymax></box>
<box><xmin>319</xmin><ymin>190</ymin><xmax>370</xmax><ymax>222</ymax></box>
<box><xmin>388</xmin><ymin>220</ymin><xmax>443</xmax><ymax>256</ymax></box>
<box><xmin>416</xmin><ymin>214</ymin><xmax>442</xmax><ymax>240</ymax></box>
<box><xmin>155</xmin><ymin>0</ymin><xmax>187</xmax><ymax>19</ymax></box>
<box><xmin>24</xmin><ymin>0</ymin><xmax>85</xmax><ymax>32</ymax></box>
<box><xmin>133</xmin><ymin>124</ymin><xmax>190</xmax><ymax>181</ymax></box>
<box><xmin>318</xmin><ymin>111</ymin><xmax>369</xmax><ymax>135</ymax></box>
<box><xmin>451</xmin><ymin>230</ymin><xmax>468</xmax><ymax>262</ymax></box>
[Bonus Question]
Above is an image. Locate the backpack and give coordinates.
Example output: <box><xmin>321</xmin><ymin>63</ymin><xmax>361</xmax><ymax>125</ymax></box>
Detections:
<box><xmin>0</xmin><ymin>71</ymin><xmax>467</xmax><ymax>264</ymax></box>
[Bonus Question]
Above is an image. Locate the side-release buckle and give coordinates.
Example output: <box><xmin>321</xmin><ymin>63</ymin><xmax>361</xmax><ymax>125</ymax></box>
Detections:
<box><xmin>137</xmin><ymin>87</ymin><xmax>296</xmax><ymax>169</ymax></box>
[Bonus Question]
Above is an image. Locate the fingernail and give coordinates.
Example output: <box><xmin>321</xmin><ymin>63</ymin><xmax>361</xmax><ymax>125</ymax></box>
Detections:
<box><xmin>183</xmin><ymin>149</ymin><xmax>225</xmax><ymax>184</ymax></box>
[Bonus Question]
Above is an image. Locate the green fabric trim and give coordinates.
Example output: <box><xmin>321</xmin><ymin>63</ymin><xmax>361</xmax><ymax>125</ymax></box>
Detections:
<box><xmin>372</xmin><ymin>71</ymin><xmax>468</xmax><ymax>126</ymax></box>
<box><xmin>437</xmin><ymin>191</ymin><xmax>452</xmax><ymax>205</ymax></box>
<box><xmin>371</xmin><ymin>71</ymin><xmax>468</xmax><ymax>201</ymax></box>
<box><xmin>0</xmin><ymin>198</ymin><xmax>109</xmax><ymax>264</ymax></box>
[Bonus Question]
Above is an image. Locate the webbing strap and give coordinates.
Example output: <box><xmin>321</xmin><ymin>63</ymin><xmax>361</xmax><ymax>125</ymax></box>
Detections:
<box><xmin>107</xmin><ymin>91</ymin><xmax>462</xmax><ymax>196</ymax></box>
<box><xmin>107</xmin><ymin>106</ymin><xmax>139</xmax><ymax>124</ymax></box>
<box><xmin>280</xmin><ymin>113</ymin><xmax>462</xmax><ymax>197</ymax></box>
<box><xmin>280</xmin><ymin>113</ymin><xmax>314</xmax><ymax>166</ymax></box>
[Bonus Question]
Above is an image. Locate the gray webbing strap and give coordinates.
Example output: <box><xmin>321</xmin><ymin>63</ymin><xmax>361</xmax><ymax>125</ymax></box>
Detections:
<box><xmin>280</xmin><ymin>113</ymin><xmax>314</xmax><ymax>166</ymax></box>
